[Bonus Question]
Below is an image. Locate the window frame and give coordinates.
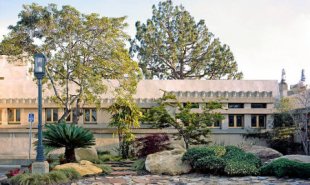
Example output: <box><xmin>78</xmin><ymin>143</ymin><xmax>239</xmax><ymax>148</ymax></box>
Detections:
<box><xmin>251</xmin><ymin>103</ymin><xmax>267</xmax><ymax>109</ymax></box>
<box><xmin>251</xmin><ymin>114</ymin><xmax>266</xmax><ymax>128</ymax></box>
<box><xmin>45</xmin><ymin>108</ymin><xmax>59</xmax><ymax>123</ymax></box>
<box><xmin>228</xmin><ymin>103</ymin><xmax>244</xmax><ymax>109</ymax></box>
<box><xmin>228</xmin><ymin>114</ymin><xmax>244</xmax><ymax>128</ymax></box>
<box><xmin>8</xmin><ymin>108</ymin><xmax>21</xmax><ymax>124</ymax></box>
<box><xmin>84</xmin><ymin>108</ymin><xmax>97</xmax><ymax>124</ymax></box>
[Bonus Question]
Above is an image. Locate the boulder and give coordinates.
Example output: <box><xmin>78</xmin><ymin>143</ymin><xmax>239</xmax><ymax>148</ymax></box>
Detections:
<box><xmin>145</xmin><ymin>149</ymin><xmax>191</xmax><ymax>175</ymax></box>
<box><xmin>275</xmin><ymin>155</ymin><xmax>310</xmax><ymax>163</ymax></box>
<box><xmin>54</xmin><ymin>160</ymin><xmax>102</xmax><ymax>176</ymax></box>
<box><xmin>242</xmin><ymin>145</ymin><xmax>283</xmax><ymax>163</ymax></box>
<box><xmin>75</xmin><ymin>147</ymin><xmax>98</xmax><ymax>162</ymax></box>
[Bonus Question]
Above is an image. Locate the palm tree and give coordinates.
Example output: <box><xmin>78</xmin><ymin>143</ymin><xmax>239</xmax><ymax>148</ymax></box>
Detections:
<box><xmin>43</xmin><ymin>123</ymin><xmax>95</xmax><ymax>163</ymax></box>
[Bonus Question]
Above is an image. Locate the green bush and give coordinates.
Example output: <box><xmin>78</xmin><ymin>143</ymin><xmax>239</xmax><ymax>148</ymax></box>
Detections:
<box><xmin>132</xmin><ymin>158</ymin><xmax>146</xmax><ymax>171</ymax></box>
<box><xmin>95</xmin><ymin>164</ymin><xmax>113</xmax><ymax>174</ymax></box>
<box><xmin>260</xmin><ymin>158</ymin><xmax>310</xmax><ymax>178</ymax></box>
<box><xmin>208</xmin><ymin>145</ymin><xmax>226</xmax><ymax>157</ymax></box>
<box><xmin>182</xmin><ymin>145</ymin><xmax>262</xmax><ymax>176</ymax></box>
<box><xmin>182</xmin><ymin>147</ymin><xmax>215</xmax><ymax>164</ymax></box>
<box><xmin>10</xmin><ymin>168</ymin><xmax>80</xmax><ymax>185</ymax></box>
<box><xmin>195</xmin><ymin>156</ymin><xmax>226</xmax><ymax>173</ymax></box>
<box><xmin>224</xmin><ymin>160</ymin><xmax>259</xmax><ymax>176</ymax></box>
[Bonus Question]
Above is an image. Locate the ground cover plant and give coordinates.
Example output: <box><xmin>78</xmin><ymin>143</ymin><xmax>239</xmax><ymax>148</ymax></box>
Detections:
<box><xmin>10</xmin><ymin>168</ymin><xmax>80</xmax><ymax>185</ymax></box>
<box><xmin>260</xmin><ymin>158</ymin><xmax>310</xmax><ymax>178</ymax></box>
<box><xmin>182</xmin><ymin>145</ymin><xmax>262</xmax><ymax>176</ymax></box>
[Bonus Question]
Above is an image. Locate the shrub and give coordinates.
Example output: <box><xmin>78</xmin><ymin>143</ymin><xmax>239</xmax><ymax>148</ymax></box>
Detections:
<box><xmin>260</xmin><ymin>158</ymin><xmax>310</xmax><ymax>178</ymax></box>
<box><xmin>132</xmin><ymin>158</ymin><xmax>146</xmax><ymax>171</ymax></box>
<box><xmin>10</xmin><ymin>168</ymin><xmax>80</xmax><ymax>185</ymax></box>
<box><xmin>134</xmin><ymin>134</ymin><xmax>170</xmax><ymax>158</ymax></box>
<box><xmin>224</xmin><ymin>160</ymin><xmax>259</xmax><ymax>176</ymax></box>
<box><xmin>182</xmin><ymin>147</ymin><xmax>215</xmax><ymax>165</ymax></box>
<box><xmin>195</xmin><ymin>156</ymin><xmax>226</xmax><ymax>173</ymax></box>
<box><xmin>43</xmin><ymin>123</ymin><xmax>96</xmax><ymax>163</ymax></box>
<box><xmin>183</xmin><ymin>145</ymin><xmax>262</xmax><ymax>176</ymax></box>
<box><xmin>95</xmin><ymin>164</ymin><xmax>113</xmax><ymax>174</ymax></box>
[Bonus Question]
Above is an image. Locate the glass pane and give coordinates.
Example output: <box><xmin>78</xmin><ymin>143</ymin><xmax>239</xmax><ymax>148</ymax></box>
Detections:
<box><xmin>84</xmin><ymin>109</ymin><xmax>90</xmax><ymax>122</ymax></box>
<box><xmin>46</xmin><ymin>109</ymin><xmax>52</xmax><ymax>122</ymax></box>
<box><xmin>228</xmin><ymin>103</ymin><xmax>244</xmax><ymax>109</ymax></box>
<box><xmin>236</xmin><ymin>115</ymin><xmax>243</xmax><ymax>127</ymax></box>
<box><xmin>251</xmin><ymin>103</ymin><xmax>267</xmax><ymax>108</ymax></box>
<box><xmin>53</xmin><ymin>109</ymin><xmax>58</xmax><ymax>122</ymax></box>
<box><xmin>229</xmin><ymin>115</ymin><xmax>234</xmax><ymax>127</ymax></box>
<box><xmin>259</xmin><ymin>115</ymin><xmax>265</xmax><ymax>127</ymax></box>
<box><xmin>8</xmin><ymin>109</ymin><xmax>14</xmax><ymax>122</ymax></box>
<box><xmin>251</xmin><ymin>115</ymin><xmax>257</xmax><ymax>127</ymax></box>
<box><xmin>214</xmin><ymin>120</ymin><xmax>220</xmax><ymax>127</ymax></box>
<box><xmin>91</xmin><ymin>109</ymin><xmax>97</xmax><ymax>122</ymax></box>
<box><xmin>16</xmin><ymin>109</ymin><xmax>20</xmax><ymax>122</ymax></box>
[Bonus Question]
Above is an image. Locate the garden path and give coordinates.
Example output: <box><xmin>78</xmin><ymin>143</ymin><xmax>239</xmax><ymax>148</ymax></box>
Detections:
<box><xmin>71</xmin><ymin>173</ymin><xmax>310</xmax><ymax>185</ymax></box>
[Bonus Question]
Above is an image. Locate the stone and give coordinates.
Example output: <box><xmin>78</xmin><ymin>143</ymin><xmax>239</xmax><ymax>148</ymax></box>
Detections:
<box><xmin>32</xmin><ymin>161</ymin><xmax>49</xmax><ymax>174</ymax></box>
<box><xmin>54</xmin><ymin>160</ymin><xmax>102</xmax><ymax>176</ymax></box>
<box><xmin>275</xmin><ymin>155</ymin><xmax>310</xmax><ymax>163</ymax></box>
<box><xmin>242</xmin><ymin>145</ymin><xmax>282</xmax><ymax>162</ymax></box>
<box><xmin>75</xmin><ymin>147</ymin><xmax>98</xmax><ymax>162</ymax></box>
<box><xmin>145</xmin><ymin>149</ymin><xmax>191</xmax><ymax>175</ymax></box>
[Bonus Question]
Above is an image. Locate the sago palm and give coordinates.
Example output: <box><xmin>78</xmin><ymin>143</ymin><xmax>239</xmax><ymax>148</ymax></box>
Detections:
<box><xmin>43</xmin><ymin>123</ymin><xmax>95</xmax><ymax>163</ymax></box>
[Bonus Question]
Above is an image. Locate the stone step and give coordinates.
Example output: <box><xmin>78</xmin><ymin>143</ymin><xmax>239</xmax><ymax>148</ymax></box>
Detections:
<box><xmin>111</xmin><ymin>166</ymin><xmax>132</xmax><ymax>171</ymax></box>
<box><xmin>109</xmin><ymin>171</ymin><xmax>137</xmax><ymax>176</ymax></box>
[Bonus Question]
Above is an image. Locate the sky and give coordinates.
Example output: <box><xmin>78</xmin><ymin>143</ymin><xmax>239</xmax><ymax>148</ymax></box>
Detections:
<box><xmin>1</xmin><ymin>0</ymin><xmax>310</xmax><ymax>86</ymax></box>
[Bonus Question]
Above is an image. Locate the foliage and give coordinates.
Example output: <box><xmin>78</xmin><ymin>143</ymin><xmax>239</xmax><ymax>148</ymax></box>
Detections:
<box><xmin>132</xmin><ymin>158</ymin><xmax>146</xmax><ymax>171</ymax></box>
<box><xmin>1</xmin><ymin>3</ymin><xmax>140</xmax><ymax>123</ymax></box>
<box><xmin>109</xmin><ymin>96</ymin><xmax>142</xmax><ymax>159</ymax></box>
<box><xmin>183</xmin><ymin>145</ymin><xmax>261</xmax><ymax>176</ymax></box>
<box><xmin>95</xmin><ymin>164</ymin><xmax>113</xmax><ymax>175</ymax></box>
<box><xmin>43</xmin><ymin>122</ymin><xmax>95</xmax><ymax>163</ymax></box>
<box><xmin>134</xmin><ymin>133</ymin><xmax>170</xmax><ymax>158</ymax></box>
<box><xmin>260</xmin><ymin>158</ymin><xmax>310</xmax><ymax>178</ymax></box>
<box><xmin>130</xmin><ymin>0</ymin><xmax>243</xmax><ymax>80</ymax></box>
<box><xmin>224</xmin><ymin>160</ymin><xmax>259</xmax><ymax>176</ymax></box>
<box><xmin>144</xmin><ymin>91</ymin><xmax>224</xmax><ymax>149</ymax></box>
<box><xmin>6</xmin><ymin>168</ymin><xmax>22</xmax><ymax>178</ymax></box>
<box><xmin>10</xmin><ymin>168</ymin><xmax>80</xmax><ymax>185</ymax></box>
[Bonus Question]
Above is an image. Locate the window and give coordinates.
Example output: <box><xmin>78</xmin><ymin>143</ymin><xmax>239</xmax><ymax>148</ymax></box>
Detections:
<box><xmin>183</xmin><ymin>102</ymin><xmax>199</xmax><ymax>109</ymax></box>
<box><xmin>84</xmin><ymin>108</ymin><xmax>97</xmax><ymax>123</ymax></box>
<box><xmin>210</xmin><ymin>120</ymin><xmax>221</xmax><ymax>128</ymax></box>
<box><xmin>228</xmin><ymin>114</ymin><xmax>244</xmax><ymax>128</ymax></box>
<box><xmin>251</xmin><ymin>103</ymin><xmax>267</xmax><ymax>108</ymax></box>
<box><xmin>8</xmin><ymin>108</ymin><xmax>21</xmax><ymax>124</ymax></box>
<box><xmin>46</xmin><ymin>108</ymin><xmax>58</xmax><ymax>122</ymax></box>
<box><xmin>251</xmin><ymin>115</ymin><xmax>266</xmax><ymax>128</ymax></box>
<box><xmin>228</xmin><ymin>103</ymin><xmax>244</xmax><ymax>109</ymax></box>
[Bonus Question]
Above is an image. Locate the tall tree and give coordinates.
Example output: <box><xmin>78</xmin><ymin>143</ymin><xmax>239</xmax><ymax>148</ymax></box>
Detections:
<box><xmin>130</xmin><ymin>0</ymin><xmax>243</xmax><ymax>80</ymax></box>
<box><xmin>143</xmin><ymin>91</ymin><xmax>224</xmax><ymax>149</ymax></box>
<box><xmin>0</xmin><ymin>4</ymin><xmax>140</xmax><ymax>123</ymax></box>
<box><xmin>275</xmin><ymin>95</ymin><xmax>310</xmax><ymax>155</ymax></box>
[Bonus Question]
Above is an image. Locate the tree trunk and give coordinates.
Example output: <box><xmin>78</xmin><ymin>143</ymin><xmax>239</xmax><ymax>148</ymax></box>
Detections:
<box><xmin>65</xmin><ymin>147</ymin><xmax>76</xmax><ymax>163</ymax></box>
<box><xmin>184</xmin><ymin>137</ymin><xmax>189</xmax><ymax>149</ymax></box>
<box><xmin>58</xmin><ymin>108</ymin><xmax>70</xmax><ymax>123</ymax></box>
<box><xmin>73</xmin><ymin>98</ymin><xmax>81</xmax><ymax>124</ymax></box>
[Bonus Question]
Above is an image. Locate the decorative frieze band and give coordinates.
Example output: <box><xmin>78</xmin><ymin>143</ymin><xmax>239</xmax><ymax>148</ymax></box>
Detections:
<box><xmin>0</xmin><ymin>91</ymin><xmax>273</xmax><ymax>105</ymax></box>
<box><xmin>170</xmin><ymin>91</ymin><xmax>272</xmax><ymax>98</ymax></box>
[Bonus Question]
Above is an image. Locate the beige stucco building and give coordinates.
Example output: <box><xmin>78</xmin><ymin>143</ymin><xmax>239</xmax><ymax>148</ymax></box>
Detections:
<box><xmin>0</xmin><ymin>55</ymin><xmax>281</xmax><ymax>161</ymax></box>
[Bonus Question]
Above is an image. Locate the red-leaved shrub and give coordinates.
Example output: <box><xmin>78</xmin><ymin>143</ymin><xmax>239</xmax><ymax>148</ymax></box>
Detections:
<box><xmin>134</xmin><ymin>133</ymin><xmax>170</xmax><ymax>158</ymax></box>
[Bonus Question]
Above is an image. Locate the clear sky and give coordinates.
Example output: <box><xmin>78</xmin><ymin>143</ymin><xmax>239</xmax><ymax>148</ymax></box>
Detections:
<box><xmin>1</xmin><ymin>0</ymin><xmax>309</xmax><ymax>86</ymax></box>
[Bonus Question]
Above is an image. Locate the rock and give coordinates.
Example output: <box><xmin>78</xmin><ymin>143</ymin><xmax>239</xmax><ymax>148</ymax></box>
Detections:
<box><xmin>54</xmin><ymin>160</ymin><xmax>102</xmax><ymax>176</ymax></box>
<box><xmin>168</xmin><ymin>139</ymin><xmax>186</xmax><ymax>150</ymax></box>
<box><xmin>75</xmin><ymin>147</ymin><xmax>98</xmax><ymax>162</ymax></box>
<box><xmin>145</xmin><ymin>149</ymin><xmax>191</xmax><ymax>175</ymax></box>
<box><xmin>275</xmin><ymin>155</ymin><xmax>310</xmax><ymax>163</ymax></box>
<box><xmin>242</xmin><ymin>145</ymin><xmax>282</xmax><ymax>162</ymax></box>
